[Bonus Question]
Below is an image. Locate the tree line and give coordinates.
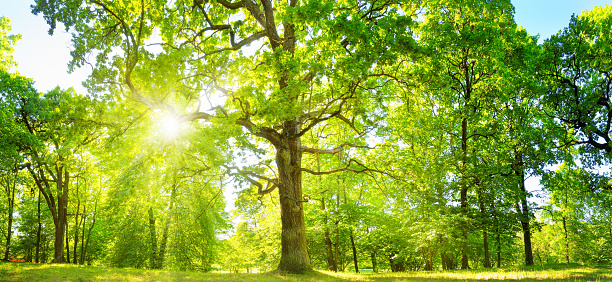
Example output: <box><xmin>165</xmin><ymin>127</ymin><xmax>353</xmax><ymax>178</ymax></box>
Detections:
<box><xmin>0</xmin><ymin>0</ymin><xmax>611</xmax><ymax>273</ymax></box>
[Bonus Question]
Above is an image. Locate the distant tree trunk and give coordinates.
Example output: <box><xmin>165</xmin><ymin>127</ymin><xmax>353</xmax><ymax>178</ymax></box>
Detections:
<box><xmin>477</xmin><ymin>184</ymin><xmax>491</xmax><ymax>268</ymax></box>
<box><xmin>65</xmin><ymin>220</ymin><xmax>70</xmax><ymax>263</ymax></box>
<box><xmin>3</xmin><ymin>173</ymin><xmax>16</xmax><ymax>261</ymax></box>
<box><xmin>514</xmin><ymin>157</ymin><xmax>533</xmax><ymax>266</ymax></box>
<box><xmin>35</xmin><ymin>190</ymin><xmax>42</xmax><ymax>263</ymax></box>
<box><xmin>82</xmin><ymin>198</ymin><xmax>97</xmax><ymax>265</ymax></box>
<box><xmin>562</xmin><ymin>216</ymin><xmax>569</xmax><ymax>264</ymax></box>
<box><xmin>371</xmin><ymin>252</ymin><xmax>377</xmax><ymax>273</ymax></box>
<box><xmin>460</xmin><ymin>116</ymin><xmax>470</xmax><ymax>270</ymax></box>
<box><xmin>349</xmin><ymin>230</ymin><xmax>358</xmax><ymax>273</ymax></box>
<box><xmin>159</xmin><ymin>181</ymin><xmax>176</xmax><ymax>269</ymax></box>
<box><xmin>79</xmin><ymin>208</ymin><xmax>87</xmax><ymax>265</ymax></box>
<box><xmin>72</xmin><ymin>179</ymin><xmax>81</xmax><ymax>264</ymax></box>
<box><xmin>320</xmin><ymin>198</ymin><xmax>337</xmax><ymax>272</ymax></box>
<box><xmin>27</xmin><ymin>165</ymin><xmax>69</xmax><ymax>263</ymax></box>
<box><xmin>148</xmin><ymin>206</ymin><xmax>159</xmax><ymax>269</ymax></box>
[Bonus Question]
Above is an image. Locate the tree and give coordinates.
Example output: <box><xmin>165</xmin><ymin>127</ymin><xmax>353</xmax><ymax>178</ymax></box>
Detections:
<box><xmin>540</xmin><ymin>5</ymin><xmax>612</xmax><ymax>161</ymax></box>
<box><xmin>32</xmin><ymin>0</ymin><xmax>416</xmax><ymax>272</ymax></box>
<box><xmin>0</xmin><ymin>17</ymin><xmax>21</xmax><ymax>71</ymax></box>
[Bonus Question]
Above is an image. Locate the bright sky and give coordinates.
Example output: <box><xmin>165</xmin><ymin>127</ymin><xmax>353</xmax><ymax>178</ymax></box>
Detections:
<box><xmin>2</xmin><ymin>0</ymin><xmax>611</xmax><ymax>94</ymax></box>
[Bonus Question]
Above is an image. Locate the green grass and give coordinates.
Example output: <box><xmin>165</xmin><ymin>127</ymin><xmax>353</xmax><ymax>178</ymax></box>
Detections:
<box><xmin>0</xmin><ymin>262</ymin><xmax>611</xmax><ymax>281</ymax></box>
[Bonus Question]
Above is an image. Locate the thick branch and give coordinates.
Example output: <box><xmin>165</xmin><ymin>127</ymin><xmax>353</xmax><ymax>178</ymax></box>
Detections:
<box><xmin>302</xmin><ymin>143</ymin><xmax>374</xmax><ymax>155</ymax></box>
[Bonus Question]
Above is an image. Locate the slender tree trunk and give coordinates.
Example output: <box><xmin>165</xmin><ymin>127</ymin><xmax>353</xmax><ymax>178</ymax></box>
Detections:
<box><xmin>35</xmin><ymin>190</ymin><xmax>42</xmax><ymax>263</ymax></box>
<box><xmin>83</xmin><ymin>198</ymin><xmax>97</xmax><ymax>265</ymax></box>
<box><xmin>371</xmin><ymin>252</ymin><xmax>377</xmax><ymax>273</ymax></box>
<box><xmin>349</xmin><ymin>230</ymin><xmax>359</xmax><ymax>273</ymax></box>
<box><xmin>514</xmin><ymin>156</ymin><xmax>534</xmax><ymax>266</ymax></box>
<box><xmin>3</xmin><ymin>174</ymin><xmax>16</xmax><ymax>261</ymax></box>
<box><xmin>72</xmin><ymin>182</ymin><xmax>81</xmax><ymax>264</ymax></box>
<box><xmin>275</xmin><ymin>126</ymin><xmax>311</xmax><ymax>272</ymax></box>
<box><xmin>65</xmin><ymin>220</ymin><xmax>70</xmax><ymax>263</ymax></box>
<box><xmin>79</xmin><ymin>209</ymin><xmax>87</xmax><ymax>265</ymax></box>
<box><xmin>477</xmin><ymin>185</ymin><xmax>491</xmax><ymax>268</ymax></box>
<box><xmin>148</xmin><ymin>206</ymin><xmax>159</xmax><ymax>269</ymax></box>
<box><xmin>563</xmin><ymin>216</ymin><xmax>569</xmax><ymax>264</ymax></box>
<box><xmin>321</xmin><ymin>198</ymin><xmax>336</xmax><ymax>271</ymax></box>
<box><xmin>460</xmin><ymin>117</ymin><xmax>469</xmax><ymax>270</ymax></box>
<box><xmin>159</xmin><ymin>181</ymin><xmax>176</xmax><ymax>269</ymax></box>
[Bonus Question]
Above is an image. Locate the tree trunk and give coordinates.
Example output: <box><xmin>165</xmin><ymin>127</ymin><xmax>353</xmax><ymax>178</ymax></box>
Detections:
<box><xmin>460</xmin><ymin>117</ymin><xmax>469</xmax><ymax>270</ymax></box>
<box><xmin>53</xmin><ymin>169</ymin><xmax>69</xmax><ymax>263</ymax></box>
<box><xmin>65</xmin><ymin>220</ymin><xmax>70</xmax><ymax>263</ymax></box>
<box><xmin>563</xmin><ymin>216</ymin><xmax>569</xmax><ymax>264</ymax></box>
<box><xmin>349</xmin><ymin>230</ymin><xmax>359</xmax><ymax>273</ymax></box>
<box><xmin>72</xmin><ymin>181</ymin><xmax>81</xmax><ymax>264</ymax></box>
<box><xmin>148</xmin><ymin>206</ymin><xmax>160</xmax><ymax>269</ymax></box>
<box><xmin>371</xmin><ymin>252</ymin><xmax>377</xmax><ymax>273</ymax></box>
<box><xmin>477</xmin><ymin>185</ymin><xmax>491</xmax><ymax>268</ymax></box>
<box><xmin>514</xmin><ymin>157</ymin><xmax>534</xmax><ymax>266</ymax></box>
<box><xmin>159</xmin><ymin>181</ymin><xmax>176</xmax><ymax>269</ymax></box>
<box><xmin>83</xmin><ymin>198</ymin><xmax>97</xmax><ymax>265</ymax></box>
<box><xmin>321</xmin><ymin>198</ymin><xmax>336</xmax><ymax>272</ymax></box>
<box><xmin>275</xmin><ymin>126</ymin><xmax>311</xmax><ymax>272</ymax></box>
<box><xmin>35</xmin><ymin>190</ymin><xmax>42</xmax><ymax>263</ymax></box>
<box><xmin>3</xmin><ymin>174</ymin><xmax>16</xmax><ymax>261</ymax></box>
<box><xmin>79</xmin><ymin>210</ymin><xmax>87</xmax><ymax>265</ymax></box>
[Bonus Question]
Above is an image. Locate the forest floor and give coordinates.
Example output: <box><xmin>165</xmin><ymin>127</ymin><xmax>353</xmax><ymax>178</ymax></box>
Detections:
<box><xmin>0</xmin><ymin>262</ymin><xmax>610</xmax><ymax>281</ymax></box>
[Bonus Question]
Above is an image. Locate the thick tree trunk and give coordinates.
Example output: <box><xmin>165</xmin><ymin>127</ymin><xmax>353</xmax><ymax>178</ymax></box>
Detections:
<box><xmin>36</xmin><ymin>190</ymin><xmax>42</xmax><ymax>263</ymax></box>
<box><xmin>349</xmin><ymin>230</ymin><xmax>359</xmax><ymax>273</ymax></box>
<box><xmin>3</xmin><ymin>175</ymin><xmax>16</xmax><ymax>261</ymax></box>
<box><xmin>276</xmin><ymin>125</ymin><xmax>310</xmax><ymax>272</ymax></box>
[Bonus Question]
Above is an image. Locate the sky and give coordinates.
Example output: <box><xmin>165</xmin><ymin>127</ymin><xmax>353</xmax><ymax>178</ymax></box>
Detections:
<box><xmin>1</xmin><ymin>0</ymin><xmax>611</xmax><ymax>209</ymax></box>
<box><xmin>1</xmin><ymin>0</ymin><xmax>611</xmax><ymax>94</ymax></box>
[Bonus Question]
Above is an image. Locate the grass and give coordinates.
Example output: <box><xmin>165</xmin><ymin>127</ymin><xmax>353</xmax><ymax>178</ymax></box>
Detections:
<box><xmin>0</xmin><ymin>262</ymin><xmax>611</xmax><ymax>281</ymax></box>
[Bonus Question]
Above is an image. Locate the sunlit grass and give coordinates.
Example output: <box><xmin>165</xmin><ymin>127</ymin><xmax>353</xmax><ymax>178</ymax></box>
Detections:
<box><xmin>0</xmin><ymin>262</ymin><xmax>610</xmax><ymax>281</ymax></box>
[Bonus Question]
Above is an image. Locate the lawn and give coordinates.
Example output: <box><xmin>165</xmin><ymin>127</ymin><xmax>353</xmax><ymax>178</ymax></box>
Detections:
<box><xmin>0</xmin><ymin>262</ymin><xmax>611</xmax><ymax>281</ymax></box>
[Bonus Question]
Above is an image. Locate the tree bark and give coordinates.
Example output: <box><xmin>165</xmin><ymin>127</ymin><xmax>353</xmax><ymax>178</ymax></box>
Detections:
<box><xmin>72</xmin><ymin>179</ymin><xmax>81</xmax><ymax>264</ymax></box>
<box><xmin>35</xmin><ymin>190</ymin><xmax>42</xmax><ymax>263</ymax></box>
<box><xmin>478</xmin><ymin>187</ymin><xmax>491</xmax><ymax>268</ymax></box>
<box><xmin>159</xmin><ymin>181</ymin><xmax>176</xmax><ymax>268</ymax></box>
<box><xmin>370</xmin><ymin>252</ymin><xmax>377</xmax><ymax>273</ymax></box>
<box><xmin>276</xmin><ymin>125</ymin><xmax>311</xmax><ymax>272</ymax></box>
<box><xmin>3</xmin><ymin>173</ymin><xmax>16</xmax><ymax>261</ymax></box>
<box><xmin>65</xmin><ymin>220</ymin><xmax>70</xmax><ymax>263</ymax></box>
<box><xmin>349</xmin><ymin>230</ymin><xmax>359</xmax><ymax>273</ymax></box>
<box><xmin>83</xmin><ymin>197</ymin><xmax>97</xmax><ymax>265</ymax></box>
<box><xmin>514</xmin><ymin>155</ymin><xmax>534</xmax><ymax>266</ymax></box>
<box><xmin>148</xmin><ymin>206</ymin><xmax>160</xmax><ymax>269</ymax></box>
<box><xmin>563</xmin><ymin>216</ymin><xmax>569</xmax><ymax>264</ymax></box>
<box><xmin>460</xmin><ymin>117</ymin><xmax>469</xmax><ymax>270</ymax></box>
<box><xmin>321</xmin><ymin>198</ymin><xmax>336</xmax><ymax>271</ymax></box>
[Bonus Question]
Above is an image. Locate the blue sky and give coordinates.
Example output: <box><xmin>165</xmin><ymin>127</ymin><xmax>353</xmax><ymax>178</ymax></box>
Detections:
<box><xmin>1</xmin><ymin>0</ymin><xmax>611</xmax><ymax>93</ymax></box>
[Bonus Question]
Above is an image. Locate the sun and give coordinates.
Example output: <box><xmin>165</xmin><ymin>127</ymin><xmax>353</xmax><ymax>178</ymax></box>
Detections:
<box><xmin>160</xmin><ymin>115</ymin><xmax>180</xmax><ymax>139</ymax></box>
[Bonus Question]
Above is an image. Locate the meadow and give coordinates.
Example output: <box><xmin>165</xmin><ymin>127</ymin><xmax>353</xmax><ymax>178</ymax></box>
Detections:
<box><xmin>0</xmin><ymin>262</ymin><xmax>610</xmax><ymax>281</ymax></box>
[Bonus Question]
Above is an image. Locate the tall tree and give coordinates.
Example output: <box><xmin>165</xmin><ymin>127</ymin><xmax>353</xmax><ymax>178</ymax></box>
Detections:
<box><xmin>540</xmin><ymin>5</ymin><xmax>612</xmax><ymax>160</ymax></box>
<box><xmin>32</xmin><ymin>0</ymin><xmax>416</xmax><ymax>272</ymax></box>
